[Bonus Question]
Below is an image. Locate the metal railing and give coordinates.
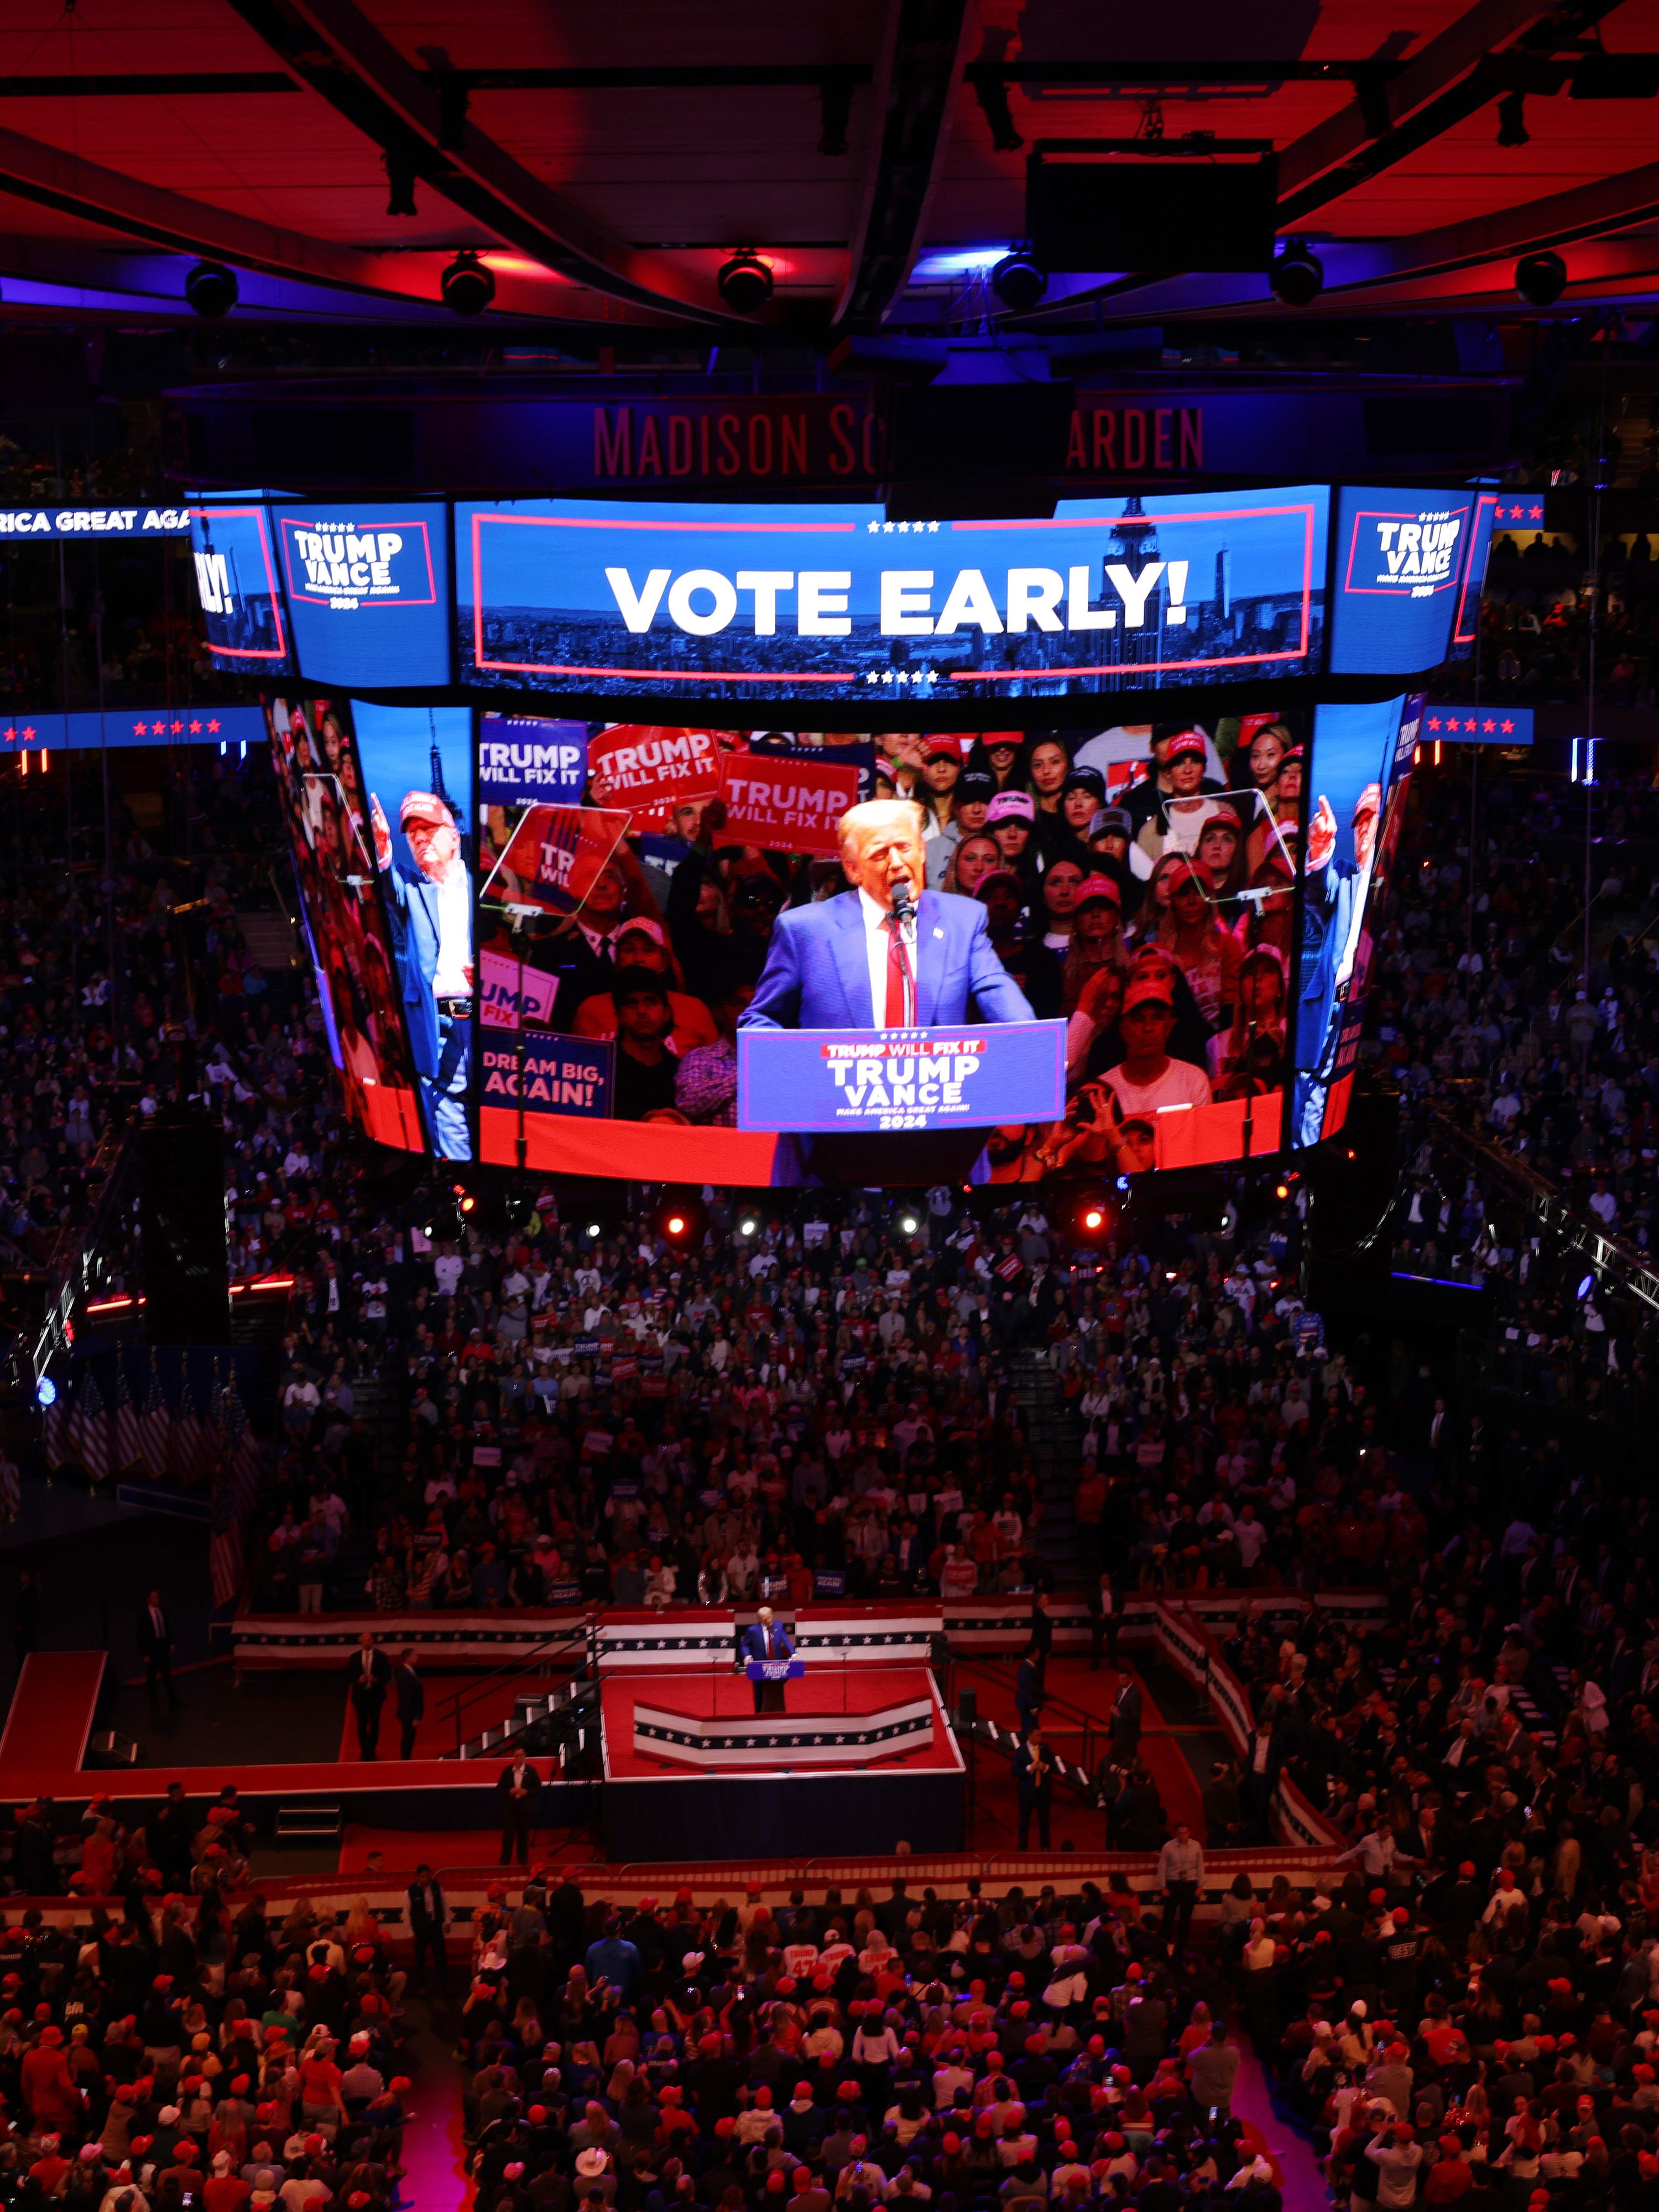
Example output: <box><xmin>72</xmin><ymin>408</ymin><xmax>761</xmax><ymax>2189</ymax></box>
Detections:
<box><xmin>438</xmin><ymin>1620</ymin><xmax>591</xmax><ymax>1754</ymax></box>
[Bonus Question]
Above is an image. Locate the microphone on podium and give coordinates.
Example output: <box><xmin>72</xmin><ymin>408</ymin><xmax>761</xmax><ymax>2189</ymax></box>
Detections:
<box><xmin>889</xmin><ymin>877</ymin><xmax>917</xmax><ymax>924</ymax></box>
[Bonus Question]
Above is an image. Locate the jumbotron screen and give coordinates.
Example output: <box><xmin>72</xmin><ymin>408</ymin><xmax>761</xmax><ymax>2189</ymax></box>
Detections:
<box><xmin>266</xmin><ymin>695</ymin><xmax>1421</xmax><ymax>1186</ymax></box>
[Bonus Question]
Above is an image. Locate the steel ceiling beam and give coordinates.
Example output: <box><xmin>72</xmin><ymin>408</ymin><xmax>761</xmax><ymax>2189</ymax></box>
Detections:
<box><xmin>222</xmin><ymin>0</ymin><xmax>748</xmax><ymax>327</ymax></box>
<box><xmin>1275</xmin><ymin>0</ymin><xmax>1630</xmax><ymax>218</ymax></box>
<box><xmin>0</xmin><ymin>117</ymin><xmax>436</xmax><ymax>301</ymax></box>
<box><xmin>835</xmin><ymin>0</ymin><xmax>977</xmax><ymax>329</ymax></box>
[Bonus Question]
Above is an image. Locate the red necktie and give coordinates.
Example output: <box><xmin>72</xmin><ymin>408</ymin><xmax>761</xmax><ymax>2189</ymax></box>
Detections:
<box><xmin>883</xmin><ymin>916</ymin><xmax>914</xmax><ymax>1027</ymax></box>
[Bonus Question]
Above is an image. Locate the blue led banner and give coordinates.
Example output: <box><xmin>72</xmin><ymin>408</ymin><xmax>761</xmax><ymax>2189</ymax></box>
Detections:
<box><xmin>0</xmin><ymin>705</ymin><xmax>267</xmax><ymax>750</ymax></box>
<box><xmin>0</xmin><ymin>505</ymin><xmax>191</xmax><ymax>539</ymax></box>
<box><xmin>276</xmin><ymin>501</ymin><xmax>450</xmax><ymax>688</ymax></box>
<box><xmin>1421</xmin><ymin>704</ymin><xmax>1533</xmax><ymax>744</ymax></box>
<box><xmin>1328</xmin><ymin>487</ymin><xmax>1475</xmax><ymax>677</ymax></box>
<box><xmin>453</xmin><ymin>489</ymin><xmax>1330</xmax><ymax>700</ymax></box>
<box><xmin>737</xmin><ymin>1020</ymin><xmax>1067</xmax><ymax>1134</ymax></box>
<box><xmin>189</xmin><ymin>503</ymin><xmax>292</xmax><ymax>672</ymax></box>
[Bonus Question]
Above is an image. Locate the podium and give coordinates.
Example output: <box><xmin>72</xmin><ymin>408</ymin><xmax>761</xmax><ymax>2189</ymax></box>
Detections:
<box><xmin>745</xmin><ymin>1655</ymin><xmax>803</xmax><ymax>1713</ymax></box>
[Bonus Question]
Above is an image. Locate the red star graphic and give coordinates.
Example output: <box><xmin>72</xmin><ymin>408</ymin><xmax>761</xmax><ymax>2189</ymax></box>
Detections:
<box><xmin>1460</xmin><ymin>718</ymin><xmax>1475</xmax><ymax>732</ymax></box>
<box><xmin>189</xmin><ymin>719</ymin><xmax>202</xmax><ymax>734</ymax></box>
<box><xmin>132</xmin><ymin>721</ymin><xmax>146</xmax><ymax>737</ymax></box>
<box><xmin>1427</xmin><ymin>716</ymin><xmax>1442</xmax><ymax>731</ymax></box>
<box><xmin>1529</xmin><ymin>504</ymin><xmax>1543</xmax><ymax>519</ymax></box>
<box><xmin>1481</xmin><ymin>719</ymin><xmax>1496</xmax><ymax>733</ymax></box>
<box><xmin>150</xmin><ymin>721</ymin><xmax>165</xmax><ymax>735</ymax></box>
<box><xmin>2</xmin><ymin>729</ymin><xmax>12</xmax><ymax>743</ymax></box>
<box><xmin>22</xmin><ymin>727</ymin><xmax>35</xmax><ymax>741</ymax></box>
<box><xmin>1500</xmin><ymin>719</ymin><xmax>1515</xmax><ymax>734</ymax></box>
<box><xmin>207</xmin><ymin>718</ymin><xmax>221</xmax><ymax>733</ymax></box>
<box><xmin>170</xmin><ymin>719</ymin><xmax>184</xmax><ymax>734</ymax></box>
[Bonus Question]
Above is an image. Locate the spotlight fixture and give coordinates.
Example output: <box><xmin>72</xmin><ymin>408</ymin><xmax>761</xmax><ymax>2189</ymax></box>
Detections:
<box><xmin>1269</xmin><ymin>239</ymin><xmax>1323</xmax><ymax>307</ymax></box>
<box><xmin>1073</xmin><ymin>1188</ymin><xmax>1115</xmax><ymax>1241</ymax></box>
<box><xmin>717</xmin><ymin>252</ymin><xmax>774</xmax><ymax>314</ymax></box>
<box><xmin>1496</xmin><ymin>91</ymin><xmax>1530</xmax><ymax>145</ymax></box>
<box><xmin>1515</xmin><ymin>249</ymin><xmax>1567</xmax><ymax>306</ymax></box>
<box><xmin>184</xmin><ymin>260</ymin><xmax>238</xmax><ymax>318</ymax></box>
<box><xmin>440</xmin><ymin>250</ymin><xmax>495</xmax><ymax>316</ymax></box>
<box><xmin>900</xmin><ymin>1214</ymin><xmax>919</xmax><ymax>1235</ymax></box>
<box><xmin>652</xmin><ymin>1191</ymin><xmax>707</xmax><ymax>1254</ymax></box>
<box><xmin>990</xmin><ymin>248</ymin><xmax>1047</xmax><ymax>313</ymax></box>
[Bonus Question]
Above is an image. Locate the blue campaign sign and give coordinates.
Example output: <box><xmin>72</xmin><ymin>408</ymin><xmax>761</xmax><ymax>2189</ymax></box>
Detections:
<box><xmin>455</xmin><ymin>488</ymin><xmax>1329</xmax><ymax>699</ymax></box>
<box><xmin>276</xmin><ymin>501</ymin><xmax>450</xmax><ymax>687</ymax></box>
<box><xmin>0</xmin><ymin>505</ymin><xmax>191</xmax><ymax>540</ymax></box>
<box><xmin>189</xmin><ymin>504</ymin><xmax>291</xmax><ymax>671</ymax></box>
<box><xmin>1422</xmin><ymin>703</ymin><xmax>1534</xmax><ymax>744</ymax></box>
<box><xmin>480</xmin><ymin>1032</ymin><xmax>614</xmax><ymax>1118</ymax></box>
<box><xmin>1328</xmin><ymin>486</ymin><xmax>1475</xmax><ymax>675</ymax></box>
<box><xmin>737</xmin><ymin>1019</ymin><xmax>1067</xmax><ymax>1133</ymax></box>
<box><xmin>0</xmin><ymin>705</ymin><xmax>266</xmax><ymax>751</ymax></box>
<box><xmin>478</xmin><ymin>712</ymin><xmax>589</xmax><ymax>806</ymax></box>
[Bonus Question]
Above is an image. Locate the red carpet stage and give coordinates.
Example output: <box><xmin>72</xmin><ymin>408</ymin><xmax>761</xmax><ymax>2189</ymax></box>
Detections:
<box><xmin>599</xmin><ymin>1665</ymin><xmax>963</xmax><ymax>1860</ymax></box>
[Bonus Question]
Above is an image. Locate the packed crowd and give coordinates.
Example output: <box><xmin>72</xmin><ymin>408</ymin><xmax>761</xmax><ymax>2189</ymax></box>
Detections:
<box><xmin>1358</xmin><ymin>748</ymin><xmax>1659</xmax><ymax>1411</ymax></box>
<box><xmin>1445</xmin><ymin>538</ymin><xmax>1659</xmax><ymax>709</ymax></box>
<box><xmin>0</xmin><ymin>1790</ymin><xmax>414</xmax><ymax>2210</ymax></box>
<box><xmin>448</xmin><ymin>1866</ymin><xmax>1290</xmax><ymax>2212</ymax></box>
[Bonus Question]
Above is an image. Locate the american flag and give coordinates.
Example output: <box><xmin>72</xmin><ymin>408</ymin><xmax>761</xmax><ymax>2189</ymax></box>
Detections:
<box><xmin>218</xmin><ymin>1369</ymin><xmax>264</xmax><ymax>1518</ymax></box>
<box><xmin>139</xmin><ymin>1357</ymin><xmax>171</xmax><ymax>1479</ymax></box>
<box><xmin>72</xmin><ymin>1370</ymin><xmax>111</xmax><ymax>1484</ymax></box>
<box><xmin>171</xmin><ymin>1375</ymin><xmax>208</xmax><ymax>1487</ymax></box>
<box><xmin>208</xmin><ymin>1469</ymin><xmax>246</xmax><ymax>1609</ymax></box>
<box><xmin>112</xmin><ymin>1361</ymin><xmax>142</xmax><ymax>1474</ymax></box>
<box><xmin>41</xmin><ymin>1381</ymin><xmax>67</xmax><ymax>1469</ymax></box>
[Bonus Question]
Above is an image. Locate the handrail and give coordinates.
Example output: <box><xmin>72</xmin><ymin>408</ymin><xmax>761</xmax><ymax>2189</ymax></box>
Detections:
<box><xmin>950</xmin><ymin>1652</ymin><xmax>1105</xmax><ymax>1790</ymax></box>
<box><xmin>439</xmin><ymin>1620</ymin><xmax>591</xmax><ymax>1752</ymax></box>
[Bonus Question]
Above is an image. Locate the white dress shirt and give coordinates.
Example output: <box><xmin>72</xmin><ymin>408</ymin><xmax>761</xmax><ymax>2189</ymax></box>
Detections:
<box><xmin>857</xmin><ymin>888</ymin><xmax>917</xmax><ymax>1027</ymax></box>
<box><xmin>431</xmin><ymin>863</ymin><xmax>473</xmax><ymax>999</ymax></box>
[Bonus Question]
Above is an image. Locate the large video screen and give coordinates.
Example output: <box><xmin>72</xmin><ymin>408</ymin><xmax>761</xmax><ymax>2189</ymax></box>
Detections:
<box><xmin>274</xmin><ymin>705</ymin><xmax>1343</xmax><ymax>1185</ymax></box>
<box><xmin>1292</xmin><ymin>693</ymin><xmax>1420</xmax><ymax>1145</ymax></box>
<box><xmin>196</xmin><ymin>483</ymin><xmax>1482</xmax><ymax>701</ymax></box>
<box><xmin>453</xmin><ymin>491</ymin><xmax>1330</xmax><ymax>701</ymax></box>
<box><xmin>266</xmin><ymin>698</ymin><xmax>425</xmax><ymax>1150</ymax></box>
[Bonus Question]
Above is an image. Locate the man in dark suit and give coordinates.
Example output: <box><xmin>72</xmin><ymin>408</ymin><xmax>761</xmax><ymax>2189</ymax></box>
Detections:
<box><xmin>137</xmin><ymin>1590</ymin><xmax>178</xmax><ymax>1717</ymax></box>
<box><xmin>394</xmin><ymin>1649</ymin><xmax>424</xmax><ymax>1761</ymax></box>
<box><xmin>739</xmin><ymin>1606</ymin><xmax>795</xmax><ymax>1714</ymax></box>
<box><xmin>348</xmin><ymin>1634</ymin><xmax>392</xmax><ymax>1761</ymax></box>
<box><xmin>1015</xmin><ymin>1654</ymin><xmax>1045</xmax><ymax>1740</ymax></box>
<box><xmin>407</xmin><ymin>1862</ymin><xmax>447</xmax><ymax>1991</ymax></box>
<box><xmin>1020</xmin><ymin>1592</ymin><xmax>1054</xmax><ymax>1687</ymax></box>
<box><xmin>1013</xmin><ymin>1726</ymin><xmax>1053</xmax><ymax>1850</ymax></box>
<box><xmin>498</xmin><ymin>1749</ymin><xmax>540</xmax><ymax>1865</ymax></box>
<box><xmin>1110</xmin><ymin>1673</ymin><xmax>1143</xmax><ymax>1762</ymax></box>
<box><xmin>739</xmin><ymin>801</ymin><xmax>1034</xmax><ymax>1032</ymax></box>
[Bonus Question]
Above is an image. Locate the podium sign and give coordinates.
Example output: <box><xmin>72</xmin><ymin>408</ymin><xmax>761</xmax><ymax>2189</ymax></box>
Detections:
<box><xmin>738</xmin><ymin>1020</ymin><xmax>1066</xmax><ymax>1134</ymax></box>
<box><xmin>745</xmin><ymin>1658</ymin><xmax>805</xmax><ymax>1683</ymax></box>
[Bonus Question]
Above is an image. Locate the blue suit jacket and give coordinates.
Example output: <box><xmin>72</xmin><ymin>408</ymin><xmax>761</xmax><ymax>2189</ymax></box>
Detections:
<box><xmin>381</xmin><ymin>862</ymin><xmax>445</xmax><ymax>1078</ymax></box>
<box><xmin>738</xmin><ymin>889</ymin><xmax>1034</xmax><ymax>1031</ymax></box>
<box><xmin>741</xmin><ymin>1621</ymin><xmax>795</xmax><ymax>1665</ymax></box>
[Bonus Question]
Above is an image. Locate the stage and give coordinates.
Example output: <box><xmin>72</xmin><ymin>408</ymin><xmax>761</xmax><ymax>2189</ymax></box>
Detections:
<box><xmin>599</xmin><ymin>1666</ymin><xmax>964</xmax><ymax>1860</ymax></box>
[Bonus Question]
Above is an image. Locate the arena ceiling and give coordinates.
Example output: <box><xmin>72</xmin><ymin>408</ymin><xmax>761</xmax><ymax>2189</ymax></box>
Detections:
<box><xmin>1</xmin><ymin>0</ymin><xmax>1658</xmax><ymax>336</ymax></box>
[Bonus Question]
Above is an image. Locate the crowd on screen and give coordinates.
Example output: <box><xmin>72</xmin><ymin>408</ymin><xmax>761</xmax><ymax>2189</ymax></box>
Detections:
<box><xmin>465</xmin><ymin>717</ymin><xmax>1303</xmax><ymax>1173</ymax></box>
